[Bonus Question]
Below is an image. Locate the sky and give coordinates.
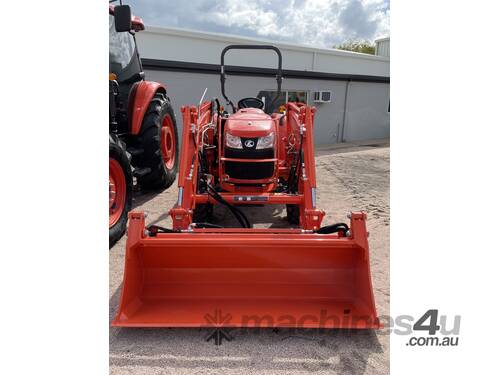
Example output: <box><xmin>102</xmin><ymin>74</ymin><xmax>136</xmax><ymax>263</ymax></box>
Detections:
<box><xmin>129</xmin><ymin>0</ymin><xmax>390</xmax><ymax>48</ymax></box>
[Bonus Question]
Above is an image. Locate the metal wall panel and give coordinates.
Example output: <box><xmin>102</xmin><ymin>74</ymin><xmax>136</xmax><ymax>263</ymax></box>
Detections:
<box><xmin>375</xmin><ymin>39</ymin><xmax>390</xmax><ymax>57</ymax></box>
<box><xmin>343</xmin><ymin>82</ymin><xmax>390</xmax><ymax>142</ymax></box>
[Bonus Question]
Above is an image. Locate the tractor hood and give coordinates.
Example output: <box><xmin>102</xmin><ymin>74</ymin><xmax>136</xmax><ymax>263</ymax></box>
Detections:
<box><xmin>225</xmin><ymin>108</ymin><xmax>275</xmax><ymax>137</ymax></box>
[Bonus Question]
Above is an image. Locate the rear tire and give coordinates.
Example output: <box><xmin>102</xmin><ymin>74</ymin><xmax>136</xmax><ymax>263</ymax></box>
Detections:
<box><xmin>132</xmin><ymin>92</ymin><xmax>179</xmax><ymax>190</ymax></box>
<box><xmin>109</xmin><ymin>135</ymin><xmax>133</xmax><ymax>247</ymax></box>
<box><xmin>286</xmin><ymin>204</ymin><xmax>300</xmax><ymax>225</ymax></box>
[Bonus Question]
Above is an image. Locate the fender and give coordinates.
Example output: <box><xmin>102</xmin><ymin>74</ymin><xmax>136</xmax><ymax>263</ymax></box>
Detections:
<box><xmin>129</xmin><ymin>81</ymin><xmax>167</xmax><ymax>135</ymax></box>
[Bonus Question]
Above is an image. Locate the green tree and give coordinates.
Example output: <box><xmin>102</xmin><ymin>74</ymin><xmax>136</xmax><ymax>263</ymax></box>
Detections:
<box><xmin>334</xmin><ymin>40</ymin><xmax>376</xmax><ymax>55</ymax></box>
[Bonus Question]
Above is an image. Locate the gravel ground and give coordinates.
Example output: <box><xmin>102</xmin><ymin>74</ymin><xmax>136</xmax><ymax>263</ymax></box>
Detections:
<box><xmin>109</xmin><ymin>144</ymin><xmax>390</xmax><ymax>375</ymax></box>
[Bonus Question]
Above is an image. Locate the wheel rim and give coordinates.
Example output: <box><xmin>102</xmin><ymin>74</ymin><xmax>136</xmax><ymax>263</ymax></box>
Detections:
<box><xmin>161</xmin><ymin>114</ymin><xmax>176</xmax><ymax>170</ymax></box>
<box><xmin>109</xmin><ymin>158</ymin><xmax>126</xmax><ymax>228</ymax></box>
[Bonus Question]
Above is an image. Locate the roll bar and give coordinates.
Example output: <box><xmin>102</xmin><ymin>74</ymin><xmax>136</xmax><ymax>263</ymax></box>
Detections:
<box><xmin>220</xmin><ymin>45</ymin><xmax>283</xmax><ymax>112</ymax></box>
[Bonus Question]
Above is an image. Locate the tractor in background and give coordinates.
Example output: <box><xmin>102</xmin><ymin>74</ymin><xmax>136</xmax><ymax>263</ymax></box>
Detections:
<box><xmin>109</xmin><ymin>4</ymin><xmax>179</xmax><ymax>246</ymax></box>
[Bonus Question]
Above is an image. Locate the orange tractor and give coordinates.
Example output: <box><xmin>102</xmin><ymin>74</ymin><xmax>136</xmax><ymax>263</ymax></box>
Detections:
<box><xmin>113</xmin><ymin>45</ymin><xmax>379</xmax><ymax>329</ymax></box>
<box><xmin>109</xmin><ymin>4</ymin><xmax>178</xmax><ymax>246</ymax></box>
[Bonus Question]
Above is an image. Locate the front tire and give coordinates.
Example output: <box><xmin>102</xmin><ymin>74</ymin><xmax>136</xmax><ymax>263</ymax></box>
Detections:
<box><xmin>132</xmin><ymin>92</ymin><xmax>179</xmax><ymax>190</ymax></box>
<box><xmin>109</xmin><ymin>135</ymin><xmax>133</xmax><ymax>247</ymax></box>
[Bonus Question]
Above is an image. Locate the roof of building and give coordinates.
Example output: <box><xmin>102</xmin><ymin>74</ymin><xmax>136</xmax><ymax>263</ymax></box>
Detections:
<box><xmin>136</xmin><ymin>25</ymin><xmax>390</xmax><ymax>78</ymax></box>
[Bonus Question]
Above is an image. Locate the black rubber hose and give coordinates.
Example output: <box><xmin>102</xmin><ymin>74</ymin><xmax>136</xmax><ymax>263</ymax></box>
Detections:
<box><xmin>192</xmin><ymin>222</ymin><xmax>224</xmax><ymax>229</ymax></box>
<box><xmin>228</xmin><ymin>197</ymin><xmax>251</xmax><ymax>228</ymax></box>
<box><xmin>206</xmin><ymin>185</ymin><xmax>250</xmax><ymax>228</ymax></box>
<box><xmin>209</xmin><ymin>190</ymin><xmax>246</xmax><ymax>228</ymax></box>
<box><xmin>147</xmin><ymin>225</ymin><xmax>178</xmax><ymax>236</ymax></box>
<box><xmin>315</xmin><ymin>223</ymin><xmax>349</xmax><ymax>235</ymax></box>
<box><xmin>208</xmin><ymin>189</ymin><xmax>249</xmax><ymax>228</ymax></box>
<box><xmin>214</xmin><ymin>98</ymin><xmax>221</xmax><ymax>114</ymax></box>
<box><xmin>287</xmin><ymin>133</ymin><xmax>303</xmax><ymax>194</ymax></box>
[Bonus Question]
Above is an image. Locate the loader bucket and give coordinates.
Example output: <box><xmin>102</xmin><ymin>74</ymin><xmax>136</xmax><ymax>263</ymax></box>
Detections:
<box><xmin>112</xmin><ymin>212</ymin><xmax>380</xmax><ymax>329</ymax></box>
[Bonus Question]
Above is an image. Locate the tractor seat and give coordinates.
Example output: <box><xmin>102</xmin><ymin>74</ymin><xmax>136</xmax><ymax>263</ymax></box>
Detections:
<box><xmin>238</xmin><ymin>97</ymin><xmax>265</xmax><ymax>110</ymax></box>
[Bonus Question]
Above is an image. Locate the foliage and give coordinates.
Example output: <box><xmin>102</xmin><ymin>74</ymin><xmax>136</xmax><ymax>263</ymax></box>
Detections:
<box><xmin>334</xmin><ymin>40</ymin><xmax>376</xmax><ymax>55</ymax></box>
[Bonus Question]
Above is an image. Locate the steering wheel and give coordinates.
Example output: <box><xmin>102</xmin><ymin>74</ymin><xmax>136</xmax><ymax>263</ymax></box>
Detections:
<box><xmin>238</xmin><ymin>97</ymin><xmax>265</xmax><ymax>110</ymax></box>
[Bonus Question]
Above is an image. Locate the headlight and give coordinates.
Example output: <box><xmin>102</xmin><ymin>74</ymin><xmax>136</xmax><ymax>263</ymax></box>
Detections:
<box><xmin>225</xmin><ymin>133</ymin><xmax>242</xmax><ymax>149</ymax></box>
<box><xmin>256</xmin><ymin>132</ymin><xmax>275</xmax><ymax>149</ymax></box>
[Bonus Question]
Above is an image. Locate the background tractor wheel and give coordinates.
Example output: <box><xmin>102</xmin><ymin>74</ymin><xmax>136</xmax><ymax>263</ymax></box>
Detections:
<box><xmin>286</xmin><ymin>204</ymin><xmax>300</xmax><ymax>225</ymax></box>
<box><xmin>132</xmin><ymin>92</ymin><xmax>179</xmax><ymax>190</ymax></box>
<box><xmin>109</xmin><ymin>135</ymin><xmax>133</xmax><ymax>247</ymax></box>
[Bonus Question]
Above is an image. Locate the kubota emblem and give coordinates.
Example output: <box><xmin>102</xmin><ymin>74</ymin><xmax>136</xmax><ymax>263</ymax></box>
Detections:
<box><xmin>244</xmin><ymin>140</ymin><xmax>255</xmax><ymax>148</ymax></box>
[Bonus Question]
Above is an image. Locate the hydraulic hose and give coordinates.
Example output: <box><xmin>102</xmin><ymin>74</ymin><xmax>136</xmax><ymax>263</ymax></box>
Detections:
<box><xmin>206</xmin><ymin>184</ymin><xmax>251</xmax><ymax>228</ymax></box>
<box><xmin>208</xmin><ymin>189</ymin><xmax>249</xmax><ymax>228</ymax></box>
<box><xmin>315</xmin><ymin>223</ymin><xmax>349</xmax><ymax>235</ymax></box>
<box><xmin>208</xmin><ymin>189</ymin><xmax>246</xmax><ymax>228</ymax></box>
<box><xmin>147</xmin><ymin>225</ymin><xmax>179</xmax><ymax>236</ymax></box>
<box><xmin>192</xmin><ymin>222</ymin><xmax>224</xmax><ymax>229</ymax></box>
<box><xmin>287</xmin><ymin>133</ymin><xmax>304</xmax><ymax>193</ymax></box>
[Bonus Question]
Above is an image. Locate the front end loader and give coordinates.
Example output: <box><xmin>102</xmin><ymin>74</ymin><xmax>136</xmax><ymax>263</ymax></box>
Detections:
<box><xmin>113</xmin><ymin>45</ymin><xmax>380</xmax><ymax>329</ymax></box>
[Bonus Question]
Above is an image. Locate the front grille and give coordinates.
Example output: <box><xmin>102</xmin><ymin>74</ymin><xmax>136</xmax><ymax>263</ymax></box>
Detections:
<box><xmin>225</xmin><ymin>161</ymin><xmax>275</xmax><ymax>180</ymax></box>
<box><xmin>224</xmin><ymin>143</ymin><xmax>274</xmax><ymax>159</ymax></box>
<box><xmin>224</xmin><ymin>143</ymin><xmax>275</xmax><ymax>180</ymax></box>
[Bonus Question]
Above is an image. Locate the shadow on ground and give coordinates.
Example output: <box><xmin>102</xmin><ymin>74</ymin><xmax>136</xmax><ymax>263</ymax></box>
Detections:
<box><xmin>132</xmin><ymin>189</ymin><xmax>164</xmax><ymax>209</ymax></box>
<box><xmin>212</xmin><ymin>203</ymin><xmax>298</xmax><ymax>228</ymax></box>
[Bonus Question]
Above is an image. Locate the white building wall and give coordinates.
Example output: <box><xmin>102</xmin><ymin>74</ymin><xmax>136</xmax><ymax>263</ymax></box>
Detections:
<box><xmin>144</xmin><ymin>69</ymin><xmax>355</xmax><ymax>145</ymax></box>
<box><xmin>136</xmin><ymin>26</ymin><xmax>390</xmax><ymax>145</ymax></box>
<box><xmin>137</xmin><ymin>26</ymin><xmax>390</xmax><ymax>77</ymax></box>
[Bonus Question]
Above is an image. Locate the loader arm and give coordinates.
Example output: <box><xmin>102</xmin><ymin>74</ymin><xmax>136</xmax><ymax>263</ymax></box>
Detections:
<box><xmin>170</xmin><ymin>103</ymin><xmax>212</xmax><ymax>229</ymax></box>
<box><xmin>171</xmin><ymin>101</ymin><xmax>324</xmax><ymax>230</ymax></box>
